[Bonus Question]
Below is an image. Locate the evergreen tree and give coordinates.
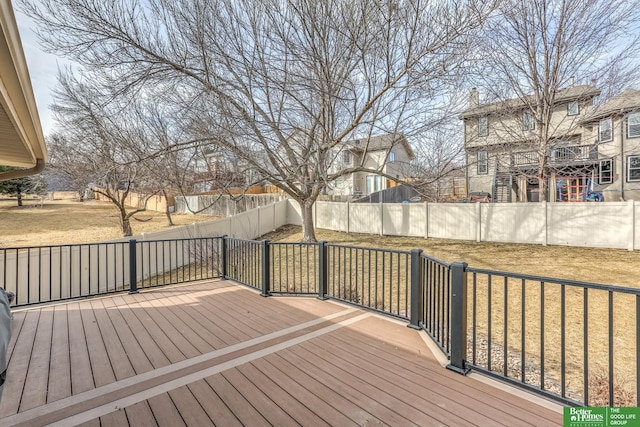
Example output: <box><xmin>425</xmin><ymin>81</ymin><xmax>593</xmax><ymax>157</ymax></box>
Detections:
<box><xmin>0</xmin><ymin>166</ymin><xmax>47</xmax><ymax>206</ymax></box>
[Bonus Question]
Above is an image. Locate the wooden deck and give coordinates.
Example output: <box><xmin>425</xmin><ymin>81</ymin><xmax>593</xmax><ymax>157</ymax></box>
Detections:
<box><xmin>1</xmin><ymin>280</ymin><xmax>563</xmax><ymax>426</ymax></box>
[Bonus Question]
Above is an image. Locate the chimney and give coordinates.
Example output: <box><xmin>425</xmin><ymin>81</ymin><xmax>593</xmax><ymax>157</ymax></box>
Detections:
<box><xmin>469</xmin><ymin>88</ymin><xmax>479</xmax><ymax>108</ymax></box>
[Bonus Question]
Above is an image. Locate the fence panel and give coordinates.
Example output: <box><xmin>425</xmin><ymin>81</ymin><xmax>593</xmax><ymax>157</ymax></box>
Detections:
<box><xmin>481</xmin><ymin>204</ymin><xmax>546</xmax><ymax>245</ymax></box>
<box><xmin>225</xmin><ymin>238</ymin><xmax>263</xmax><ymax>290</ymax></box>
<box><xmin>326</xmin><ymin>244</ymin><xmax>410</xmax><ymax>319</ymax></box>
<box><xmin>269</xmin><ymin>242</ymin><xmax>319</xmax><ymax>294</ymax></box>
<box><xmin>466</xmin><ymin>267</ymin><xmax>640</xmax><ymax>406</ymax></box>
<box><xmin>382</xmin><ymin>204</ymin><xmax>425</xmax><ymax>237</ymax></box>
<box><xmin>420</xmin><ymin>254</ymin><xmax>452</xmax><ymax>355</ymax></box>
<box><xmin>1</xmin><ymin>242</ymin><xmax>130</xmax><ymax>306</ymax></box>
<box><xmin>138</xmin><ymin>237</ymin><xmax>222</xmax><ymax>289</ymax></box>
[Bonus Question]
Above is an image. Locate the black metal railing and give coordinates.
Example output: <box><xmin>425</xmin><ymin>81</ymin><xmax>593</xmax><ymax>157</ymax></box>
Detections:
<box><xmin>224</xmin><ymin>237</ymin><xmax>263</xmax><ymax>290</ymax></box>
<box><xmin>2</xmin><ymin>234</ymin><xmax>639</xmax><ymax>407</ymax></box>
<box><xmin>419</xmin><ymin>253</ymin><xmax>452</xmax><ymax>355</ymax></box>
<box><xmin>1</xmin><ymin>242</ymin><xmax>131</xmax><ymax>306</ymax></box>
<box><xmin>269</xmin><ymin>242</ymin><xmax>319</xmax><ymax>295</ymax></box>
<box><xmin>137</xmin><ymin>237</ymin><xmax>222</xmax><ymax>289</ymax></box>
<box><xmin>466</xmin><ymin>267</ymin><xmax>640</xmax><ymax>407</ymax></box>
<box><xmin>327</xmin><ymin>244</ymin><xmax>411</xmax><ymax>319</ymax></box>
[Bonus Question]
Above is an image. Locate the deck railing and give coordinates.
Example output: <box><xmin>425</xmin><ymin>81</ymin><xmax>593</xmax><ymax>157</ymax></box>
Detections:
<box><xmin>2</xmin><ymin>235</ymin><xmax>639</xmax><ymax>407</ymax></box>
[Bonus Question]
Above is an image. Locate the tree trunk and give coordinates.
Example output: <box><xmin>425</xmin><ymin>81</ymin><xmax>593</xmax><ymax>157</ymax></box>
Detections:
<box><xmin>16</xmin><ymin>190</ymin><xmax>22</xmax><ymax>207</ymax></box>
<box><xmin>163</xmin><ymin>189</ymin><xmax>174</xmax><ymax>226</ymax></box>
<box><xmin>118</xmin><ymin>207</ymin><xmax>133</xmax><ymax>236</ymax></box>
<box><xmin>300</xmin><ymin>200</ymin><xmax>316</xmax><ymax>242</ymax></box>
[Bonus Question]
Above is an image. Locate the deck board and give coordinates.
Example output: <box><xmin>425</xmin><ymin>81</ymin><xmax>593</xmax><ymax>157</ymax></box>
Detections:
<box><xmin>0</xmin><ymin>280</ymin><xmax>563</xmax><ymax>426</ymax></box>
<box><xmin>0</xmin><ymin>309</ymin><xmax>40</xmax><ymax>417</ymax></box>
<box><xmin>186</xmin><ymin>380</ymin><xmax>243</xmax><ymax>427</ymax></box>
<box><xmin>19</xmin><ymin>307</ymin><xmax>54</xmax><ymax>412</ymax></box>
<box><xmin>108</xmin><ymin>295</ymin><xmax>171</xmax><ymax>369</ymax></box>
<box><xmin>219</xmin><ymin>368</ymin><xmax>298</xmax><ymax>427</ymax></box>
<box><xmin>167</xmin><ymin>385</ymin><xmax>214</xmax><ymax>426</ymax></box>
<box><xmin>101</xmin><ymin>296</ymin><xmax>154</xmax><ymax>375</ymax></box>
<box><xmin>47</xmin><ymin>304</ymin><xmax>71</xmax><ymax>403</ymax></box>
<box><xmin>123</xmin><ymin>401</ymin><xmax>157</xmax><ymax>427</ymax></box>
<box><xmin>67</xmin><ymin>302</ymin><xmax>95</xmax><ymax>395</ymax></box>
<box><xmin>5</xmin><ymin>310</ymin><xmax>25</xmax><ymax>363</ymax></box>
<box><xmin>79</xmin><ymin>300</ymin><xmax>116</xmax><ymax>387</ymax></box>
<box><xmin>333</xmin><ymin>326</ymin><xmax>560</xmax><ymax>425</ymax></box>
<box><xmin>264</xmin><ymin>352</ymin><xmax>378</xmax><ymax>425</ymax></box>
<box><xmin>205</xmin><ymin>374</ymin><xmax>271</xmax><ymax>427</ymax></box>
<box><xmin>147</xmin><ymin>393</ymin><xmax>186</xmax><ymax>427</ymax></box>
<box><xmin>90</xmin><ymin>298</ymin><xmax>136</xmax><ymax>381</ymax></box>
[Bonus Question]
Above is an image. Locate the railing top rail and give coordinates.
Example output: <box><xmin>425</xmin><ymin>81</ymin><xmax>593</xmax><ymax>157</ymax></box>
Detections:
<box><xmin>325</xmin><ymin>243</ymin><xmax>411</xmax><ymax>255</ymax></box>
<box><xmin>420</xmin><ymin>253</ymin><xmax>451</xmax><ymax>268</ymax></box>
<box><xmin>140</xmin><ymin>236</ymin><xmax>223</xmax><ymax>244</ymax></box>
<box><xmin>226</xmin><ymin>237</ymin><xmax>263</xmax><ymax>244</ymax></box>
<box><xmin>0</xmin><ymin>241</ymin><xmax>129</xmax><ymax>251</ymax></box>
<box><xmin>270</xmin><ymin>241</ymin><xmax>319</xmax><ymax>247</ymax></box>
<box><xmin>467</xmin><ymin>266</ymin><xmax>640</xmax><ymax>294</ymax></box>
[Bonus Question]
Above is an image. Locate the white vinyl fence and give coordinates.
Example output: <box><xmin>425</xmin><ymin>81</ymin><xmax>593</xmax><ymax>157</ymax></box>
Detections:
<box><xmin>309</xmin><ymin>200</ymin><xmax>639</xmax><ymax>251</ymax></box>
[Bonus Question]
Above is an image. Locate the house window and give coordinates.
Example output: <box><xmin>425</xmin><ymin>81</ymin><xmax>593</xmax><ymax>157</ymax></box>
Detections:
<box><xmin>478</xmin><ymin>116</ymin><xmax>488</xmax><ymax>137</ymax></box>
<box><xmin>477</xmin><ymin>150</ymin><xmax>488</xmax><ymax>175</ymax></box>
<box><xmin>628</xmin><ymin>156</ymin><xmax>640</xmax><ymax>182</ymax></box>
<box><xmin>343</xmin><ymin>151</ymin><xmax>351</xmax><ymax>164</ymax></box>
<box><xmin>567</xmin><ymin>102</ymin><xmax>579</xmax><ymax>116</ymax></box>
<box><xmin>599</xmin><ymin>159</ymin><xmax>613</xmax><ymax>184</ymax></box>
<box><xmin>366</xmin><ymin>175</ymin><xmax>383</xmax><ymax>194</ymax></box>
<box><xmin>389</xmin><ymin>151</ymin><xmax>395</xmax><ymax>162</ymax></box>
<box><xmin>522</xmin><ymin>110</ymin><xmax>535</xmax><ymax>130</ymax></box>
<box><xmin>599</xmin><ymin>118</ymin><xmax>613</xmax><ymax>142</ymax></box>
<box><xmin>628</xmin><ymin>112</ymin><xmax>640</xmax><ymax>138</ymax></box>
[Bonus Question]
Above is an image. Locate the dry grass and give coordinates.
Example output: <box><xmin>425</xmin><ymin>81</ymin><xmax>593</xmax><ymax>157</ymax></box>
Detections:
<box><xmin>264</xmin><ymin>224</ymin><xmax>640</xmax><ymax>288</ymax></box>
<box><xmin>0</xmin><ymin>198</ymin><xmax>218</xmax><ymax>248</ymax></box>
<box><xmin>264</xmin><ymin>224</ymin><xmax>640</xmax><ymax>405</ymax></box>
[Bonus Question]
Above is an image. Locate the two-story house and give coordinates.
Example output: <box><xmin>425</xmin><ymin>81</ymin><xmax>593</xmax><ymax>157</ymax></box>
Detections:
<box><xmin>458</xmin><ymin>85</ymin><xmax>637</xmax><ymax>202</ymax></box>
<box><xmin>192</xmin><ymin>148</ymin><xmax>263</xmax><ymax>193</ymax></box>
<box><xmin>327</xmin><ymin>133</ymin><xmax>415</xmax><ymax>197</ymax></box>
<box><xmin>579</xmin><ymin>89</ymin><xmax>640</xmax><ymax>202</ymax></box>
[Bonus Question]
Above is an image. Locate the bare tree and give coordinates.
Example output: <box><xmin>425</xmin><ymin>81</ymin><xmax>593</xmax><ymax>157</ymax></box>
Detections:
<box><xmin>50</xmin><ymin>72</ymin><xmax>163</xmax><ymax>236</ymax></box>
<box><xmin>24</xmin><ymin>0</ymin><xmax>495</xmax><ymax>241</ymax></box>
<box><xmin>472</xmin><ymin>0</ymin><xmax>640</xmax><ymax>201</ymax></box>
<box><xmin>46</xmin><ymin>134</ymin><xmax>94</xmax><ymax>201</ymax></box>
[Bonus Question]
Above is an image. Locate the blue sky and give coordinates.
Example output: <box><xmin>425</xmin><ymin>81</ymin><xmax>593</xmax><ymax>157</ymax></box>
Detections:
<box><xmin>14</xmin><ymin>9</ymin><xmax>66</xmax><ymax>136</ymax></box>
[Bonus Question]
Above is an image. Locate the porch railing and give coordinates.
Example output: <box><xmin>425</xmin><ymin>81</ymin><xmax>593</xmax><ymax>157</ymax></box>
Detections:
<box><xmin>2</xmin><ymin>235</ymin><xmax>639</xmax><ymax>407</ymax></box>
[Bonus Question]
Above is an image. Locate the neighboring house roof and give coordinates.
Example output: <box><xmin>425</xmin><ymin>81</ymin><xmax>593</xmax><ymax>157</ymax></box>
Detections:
<box><xmin>581</xmin><ymin>89</ymin><xmax>640</xmax><ymax>122</ymax></box>
<box><xmin>0</xmin><ymin>2</ymin><xmax>47</xmax><ymax>174</ymax></box>
<box><xmin>346</xmin><ymin>133</ymin><xmax>415</xmax><ymax>159</ymax></box>
<box><xmin>459</xmin><ymin>85</ymin><xmax>600</xmax><ymax>119</ymax></box>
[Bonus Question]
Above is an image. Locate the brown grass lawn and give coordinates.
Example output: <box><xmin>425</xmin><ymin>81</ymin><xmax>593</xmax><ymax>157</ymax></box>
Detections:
<box><xmin>264</xmin><ymin>224</ymin><xmax>640</xmax><ymax>288</ymax></box>
<box><xmin>0</xmin><ymin>198</ymin><xmax>218</xmax><ymax>248</ymax></box>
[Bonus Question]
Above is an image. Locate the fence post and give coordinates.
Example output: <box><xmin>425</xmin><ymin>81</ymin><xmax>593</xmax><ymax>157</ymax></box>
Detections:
<box><xmin>221</xmin><ymin>235</ymin><xmax>228</xmax><ymax>279</ymax></box>
<box><xmin>447</xmin><ymin>261</ymin><xmax>470</xmax><ymax>374</ymax></box>
<box><xmin>128</xmin><ymin>239</ymin><xmax>138</xmax><ymax>294</ymax></box>
<box><xmin>261</xmin><ymin>240</ymin><xmax>270</xmax><ymax>297</ymax></box>
<box><xmin>318</xmin><ymin>241</ymin><xmax>328</xmax><ymax>300</ymax></box>
<box><xmin>408</xmin><ymin>248</ymin><xmax>423</xmax><ymax>330</ymax></box>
